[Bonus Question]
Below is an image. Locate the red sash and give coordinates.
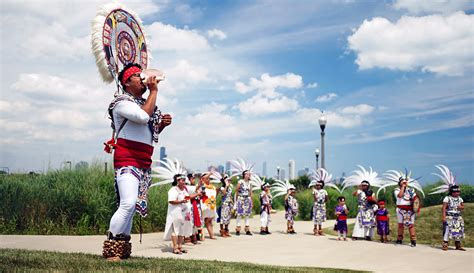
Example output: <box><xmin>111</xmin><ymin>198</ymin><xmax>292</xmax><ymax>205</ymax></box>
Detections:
<box><xmin>338</xmin><ymin>215</ymin><xmax>347</xmax><ymax>220</ymax></box>
<box><xmin>397</xmin><ymin>205</ymin><xmax>413</xmax><ymax>211</ymax></box>
<box><xmin>377</xmin><ymin>215</ymin><xmax>388</xmax><ymax>221</ymax></box>
<box><xmin>114</xmin><ymin>138</ymin><xmax>153</xmax><ymax>169</ymax></box>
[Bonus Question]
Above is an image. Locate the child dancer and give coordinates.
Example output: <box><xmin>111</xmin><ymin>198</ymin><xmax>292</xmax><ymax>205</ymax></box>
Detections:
<box><xmin>260</xmin><ymin>182</ymin><xmax>272</xmax><ymax>235</ymax></box>
<box><xmin>285</xmin><ymin>185</ymin><xmax>298</xmax><ymax>234</ymax></box>
<box><xmin>431</xmin><ymin>165</ymin><xmax>466</xmax><ymax>251</ymax></box>
<box><xmin>376</xmin><ymin>200</ymin><xmax>390</xmax><ymax>243</ymax></box>
<box><xmin>334</xmin><ymin>196</ymin><xmax>349</xmax><ymax>241</ymax></box>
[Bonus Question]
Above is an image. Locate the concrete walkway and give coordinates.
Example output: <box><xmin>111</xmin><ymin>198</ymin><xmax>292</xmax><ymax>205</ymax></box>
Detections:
<box><xmin>1</xmin><ymin>211</ymin><xmax>472</xmax><ymax>273</ymax></box>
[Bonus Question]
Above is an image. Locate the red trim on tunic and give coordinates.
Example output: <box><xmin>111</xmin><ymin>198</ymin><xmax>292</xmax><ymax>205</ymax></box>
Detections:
<box><xmin>114</xmin><ymin>138</ymin><xmax>153</xmax><ymax>169</ymax></box>
<box><xmin>376</xmin><ymin>215</ymin><xmax>388</xmax><ymax>221</ymax></box>
<box><xmin>397</xmin><ymin>205</ymin><xmax>413</xmax><ymax>211</ymax></box>
<box><xmin>338</xmin><ymin>215</ymin><xmax>347</xmax><ymax>220</ymax></box>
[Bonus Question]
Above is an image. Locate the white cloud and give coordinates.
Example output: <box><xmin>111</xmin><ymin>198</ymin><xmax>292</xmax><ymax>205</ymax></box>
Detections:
<box><xmin>306</xmin><ymin>82</ymin><xmax>318</xmax><ymax>89</ymax></box>
<box><xmin>11</xmin><ymin>73</ymin><xmax>93</xmax><ymax>101</ymax></box>
<box><xmin>316</xmin><ymin>93</ymin><xmax>338</xmax><ymax>103</ymax></box>
<box><xmin>296</xmin><ymin>104</ymin><xmax>375</xmax><ymax>128</ymax></box>
<box><xmin>208</xmin><ymin>28</ymin><xmax>227</xmax><ymax>40</ymax></box>
<box><xmin>340</xmin><ymin>104</ymin><xmax>375</xmax><ymax>115</ymax></box>
<box><xmin>146</xmin><ymin>22</ymin><xmax>211</xmax><ymax>51</ymax></box>
<box><xmin>393</xmin><ymin>0</ymin><xmax>472</xmax><ymax>14</ymax></box>
<box><xmin>235</xmin><ymin>73</ymin><xmax>303</xmax><ymax>98</ymax></box>
<box><xmin>348</xmin><ymin>12</ymin><xmax>474</xmax><ymax>76</ymax></box>
<box><xmin>237</xmin><ymin>94</ymin><xmax>299</xmax><ymax>116</ymax></box>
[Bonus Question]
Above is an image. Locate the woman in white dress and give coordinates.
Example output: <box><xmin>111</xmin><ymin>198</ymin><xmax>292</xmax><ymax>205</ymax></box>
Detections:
<box><xmin>164</xmin><ymin>174</ymin><xmax>193</xmax><ymax>254</ymax></box>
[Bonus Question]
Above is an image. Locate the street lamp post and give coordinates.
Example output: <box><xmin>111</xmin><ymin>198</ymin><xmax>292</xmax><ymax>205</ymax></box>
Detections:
<box><xmin>315</xmin><ymin>148</ymin><xmax>320</xmax><ymax>170</ymax></box>
<box><xmin>277</xmin><ymin>166</ymin><xmax>280</xmax><ymax>180</ymax></box>
<box><xmin>319</xmin><ymin>113</ymin><xmax>327</xmax><ymax>170</ymax></box>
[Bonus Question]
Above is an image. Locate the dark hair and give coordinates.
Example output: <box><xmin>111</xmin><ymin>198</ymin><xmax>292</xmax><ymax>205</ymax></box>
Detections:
<box><xmin>242</xmin><ymin>170</ymin><xmax>249</xmax><ymax>177</ymax></box>
<box><xmin>449</xmin><ymin>185</ymin><xmax>460</xmax><ymax>196</ymax></box>
<box><xmin>187</xmin><ymin>173</ymin><xmax>194</xmax><ymax>179</ymax></box>
<box><xmin>337</xmin><ymin>196</ymin><xmax>345</xmax><ymax>202</ymax></box>
<box><xmin>316</xmin><ymin>181</ymin><xmax>325</xmax><ymax>188</ymax></box>
<box><xmin>172</xmin><ymin>174</ymin><xmax>182</xmax><ymax>186</ymax></box>
<box><xmin>220</xmin><ymin>175</ymin><xmax>228</xmax><ymax>188</ymax></box>
<box><xmin>118</xmin><ymin>63</ymin><xmax>142</xmax><ymax>89</ymax></box>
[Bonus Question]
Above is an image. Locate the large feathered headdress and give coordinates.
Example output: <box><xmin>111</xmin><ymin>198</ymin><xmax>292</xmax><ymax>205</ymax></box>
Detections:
<box><xmin>229</xmin><ymin>158</ymin><xmax>254</xmax><ymax>178</ymax></box>
<box><xmin>377</xmin><ymin>169</ymin><xmax>425</xmax><ymax>198</ymax></box>
<box><xmin>430</xmin><ymin>164</ymin><xmax>458</xmax><ymax>195</ymax></box>
<box><xmin>91</xmin><ymin>3</ymin><xmax>149</xmax><ymax>87</ymax></box>
<box><xmin>341</xmin><ymin>165</ymin><xmax>382</xmax><ymax>192</ymax></box>
<box><xmin>308</xmin><ymin>168</ymin><xmax>342</xmax><ymax>193</ymax></box>
<box><xmin>150</xmin><ymin>158</ymin><xmax>187</xmax><ymax>187</ymax></box>
<box><xmin>209</xmin><ymin>171</ymin><xmax>228</xmax><ymax>184</ymax></box>
<box><xmin>271</xmin><ymin>179</ymin><xmax>295</xmax><ymax>198</ymax></box>
<box><xmin>250</xmin><ymin>175</ymin><xmax>271</xmax><ymax>192</ymax></box>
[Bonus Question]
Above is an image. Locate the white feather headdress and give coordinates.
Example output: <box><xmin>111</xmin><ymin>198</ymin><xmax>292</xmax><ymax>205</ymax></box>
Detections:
<box><xmin>91</xmin><ymin>2</ymin><xmax>149</xmax><ymax>84</ymax></box>
<box><xmin>430</xmin><ymin>164</ymin><xmax>457</xmax><ymax>195</ymax></box>
<box><xmin>377</xmin><ymin>169</ymin><xmax>425</xmax><ymax>198</ymax></box>
<box><xmin>150</xmin><ymin>158</ymin><xmax>187</xmax><ymax>187</ymax></box>
<box><xmin>250</xmin><ymin>175</ymin><xmax>270</xmax><ymax>192</ymax></box>
<box><xmin>308</xmin><ymin>168</ymin><xmax>342</xmax><ymax>193</ymax></box>
<box><xmin>209</xmin><ymin>171</ymin><xmax>227</xmax><ymax>184</ymax></box>
<box><xmin>229</xmin><ymin>158</ymin><xmax>254</xmax><ymax>178</ymax></box>
<box><xmin>271</xmin><ymin>179</ymin><xmax>295</xmax><ymax>198</ymax></box>
<box><xmin>341</xmin><ymin>165</ymin><xmax>382</xmax><ymax>192</ymax></box>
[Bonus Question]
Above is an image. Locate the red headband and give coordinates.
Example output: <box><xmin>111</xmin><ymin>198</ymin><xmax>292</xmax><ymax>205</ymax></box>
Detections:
<box><xmin>378</xmin><ymin>200</ymin><xmax>385</xmax><ymax>205</ymax></box>
<box><xmin>121</xmin><ymin>66</ymin><xmax>142</xmax><ymax>85</ymax></box>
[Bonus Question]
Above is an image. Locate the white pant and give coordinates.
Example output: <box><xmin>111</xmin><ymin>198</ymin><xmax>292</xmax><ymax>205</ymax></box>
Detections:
<box><xmin>236</xmin><ymin>215</ymin><xmax>250</xmax><ymax>227</ymax></box>
<box><xmin>260</xmin><ymin>211</ymin><xmax>270</xmax><ymax>227</ymax></box>
<box><xmin>109</xmin><ymin>171</ymin><xmax>138</xmax><ymax>236</ymax></box>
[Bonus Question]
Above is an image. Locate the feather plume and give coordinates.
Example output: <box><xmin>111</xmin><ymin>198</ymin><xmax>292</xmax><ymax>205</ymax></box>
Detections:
<box><xmin>341</xmin><ymin>165</ymin><xmax>383</xmax><ymax>192</ymax></box>
<box><xmin>429</xmin><ymin>164</ymin><xmax>456</xmax><ymax>195</ymax></box>
<box><xmin>150</xmin><ymin>158</ymin><xmax>187</xmax><ymax>187</ymax></box>
<box><xmin>308</xmin><ymin>168</ymin><xmax>342</xmax><ymax>193</ymax></box>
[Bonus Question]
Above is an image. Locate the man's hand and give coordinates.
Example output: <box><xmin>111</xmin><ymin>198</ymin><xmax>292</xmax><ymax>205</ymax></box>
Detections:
<box><xmin>146</xmin><ymin>75</ymin><xmax>158</xmax><ymax>92</ymax></box>
<box><xmin>159</xmin><ymin>113</ymin><xmax>172</xmax><ymax>133</ymax></box>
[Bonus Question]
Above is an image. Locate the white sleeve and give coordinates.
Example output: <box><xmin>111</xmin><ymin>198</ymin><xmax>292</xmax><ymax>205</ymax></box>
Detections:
<box><xmin>394</xmin><ymin>189</ymin><xmax>400</xmax><ymax>198</ymax></box>
<box><xmin>114</xmin><ymin>100</ymin><xmax>150</xmax><ymax>124</ymax></box>
<box><xmin>168</xmin><ymin>187</ymin><xmax>178</xmax><ymax>202</ymax></box>
<box><xmin>460</xmin><ymin>197</ymin><xmax>464</xmax><ymax>203</ymax></box>
<box><xmin>442</xmin><ymin>196</ymin><xmax>449</xmax><ymax>203</ymax></box>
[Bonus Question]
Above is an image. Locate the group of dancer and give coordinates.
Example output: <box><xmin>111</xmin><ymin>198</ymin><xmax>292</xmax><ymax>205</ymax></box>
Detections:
<box><xmin>98</xmin><ymin>64</ymin><xmax>466</xmax><ymax>261</ymax></box>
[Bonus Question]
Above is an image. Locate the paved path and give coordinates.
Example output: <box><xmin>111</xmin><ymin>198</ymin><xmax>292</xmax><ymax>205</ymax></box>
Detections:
<box><xmin>1</xmin><ymin>211</ymin><xmax>472</xmax><ymax>273</ymax></box>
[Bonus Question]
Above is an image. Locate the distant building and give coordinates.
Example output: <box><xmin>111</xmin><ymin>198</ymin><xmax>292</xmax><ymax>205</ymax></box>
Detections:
<box><xmin>280</xmin><ymin>169</ymin><xmax>286</xmax><ymax>180</ymax></box>
<box><xmin>288</xmin><ymin>160</ymin><xmax>295</xmax><ymax>180</ymax></box>
<box><xmin>159</xmin><ymin>146</ymin><xmax>167</xmax><ymax>166</ymax></box>
<box><xmin>218</xmin><ymin>165</ymin><xmax>225</xmax><ymax>173</ymax></box>
<box><xmin>262</xmin><ymin>161</ymin><xmax>267</xmax><ymax>177</ymax></box>
<box><xmin>225</xmin><ymin>161</ymin><xmax>231</xmax><ymax>173</ymax></box>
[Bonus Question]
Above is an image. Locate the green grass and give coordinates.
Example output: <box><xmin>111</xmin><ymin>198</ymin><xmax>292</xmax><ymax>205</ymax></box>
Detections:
<box><xmin>323</xmin><ymin>203</ymin><xmax>474</xmax><ymax>247</ymax></box>
<box><xmin>0</xmin><ymin>249</ymin><xmax>366</xmax><ymax>273</ymax></box>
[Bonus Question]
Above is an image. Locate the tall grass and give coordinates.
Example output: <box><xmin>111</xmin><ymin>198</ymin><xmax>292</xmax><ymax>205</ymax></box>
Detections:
<box><xmin>0</xmin><ymin>167</ymin><xmax>472</xmax><ymax>235</ymax></box>
<box><xmin>0</xmin><ymin>165</ymin><xmax>169</xmax><ymax>235</ymax></box>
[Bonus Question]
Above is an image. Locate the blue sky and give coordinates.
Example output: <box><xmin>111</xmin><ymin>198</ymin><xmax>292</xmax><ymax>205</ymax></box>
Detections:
<box><xmin>0</xmin><ymin>0</ymin><xmax>473</xmax><ymax>184</ymax></box>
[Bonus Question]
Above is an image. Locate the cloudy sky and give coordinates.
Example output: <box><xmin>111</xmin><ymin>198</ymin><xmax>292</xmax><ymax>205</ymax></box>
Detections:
<box><xmin>1</xmin><ymin>0</ymin><xmax>473</xmax><ymax>184</ymax></box>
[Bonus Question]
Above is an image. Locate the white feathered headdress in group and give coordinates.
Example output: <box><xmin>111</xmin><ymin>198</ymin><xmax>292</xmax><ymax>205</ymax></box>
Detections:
<box><xmin>430</xmin><ymin>164</ymin><xmax>458</xmax><ymax>195</ymax></box>
<box><xmin>150</xmin><ymin>158</ymin><xmax>187</xmax><ymax>187</ymax></box>
<box><xmin>377</xmin><ymin>169</ymin><xmax>425</xmax><ymax>198</ymax></box>
<box><xmin>209</xmin><ymin>171</ymin><xmax>228</xmax><ymax>184</ymax></box>
<box><xmin>308</xmin><ymin>168</ymin><xmax>342</xmax><ymax>193</ymax></box>
<box><xmin>271</xmin><ymin>179</ymin><xmax>295</xmax><ymax>198</ymax></box>
<box><xmin>91</xmin><ymin>2</ymin><xmax>149</xmax><ymax>86</ymax></box>
<box><xmin>341</xmin><ymin>165</ymin><xmax>383</xmax><ymax>192</ymax></box>
<box><xmin>229</xmin><ymin>158</ymin><xmax>254</xmax><ymax>178</ymax></box>
<box><xmin>250</xmin><ymin>175</ymin><xmax>271</xmax><ymax>192</ymax></box>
